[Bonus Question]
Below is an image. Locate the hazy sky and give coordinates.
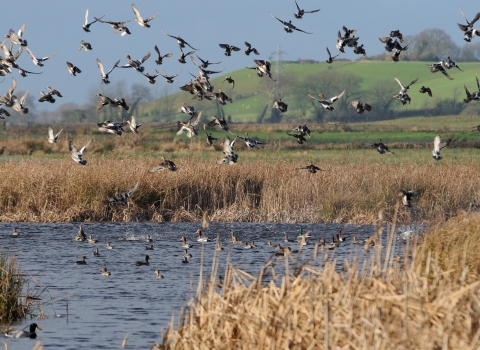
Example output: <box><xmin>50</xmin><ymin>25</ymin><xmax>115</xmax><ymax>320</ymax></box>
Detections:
<box><xmin>1</xmin><ymin>0</ymin><xmax>478</xmax><ymax>115</ymax></box>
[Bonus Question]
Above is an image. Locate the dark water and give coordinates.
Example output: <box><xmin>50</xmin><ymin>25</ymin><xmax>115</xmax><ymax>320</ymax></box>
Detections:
<box><xmin>0</xmin><ymin>222</ymin><xmax>419</xmax><ymax>349</ymax></box>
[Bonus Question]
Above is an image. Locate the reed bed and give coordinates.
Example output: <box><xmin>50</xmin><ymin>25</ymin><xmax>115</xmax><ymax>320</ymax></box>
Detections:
<box><xmin>0</xmin><ymin>254</ymin><xmax>25</xmax><ymax>323</ymax></box>
<box><xmin>0</xmin><ymin>157</ymin><xmax>479</xmax><ymax>223</ymax></box>
<box><xmin>154</xmin><ymin>213</ymin><xmax>480</xmax><ymax>349</ymax></box>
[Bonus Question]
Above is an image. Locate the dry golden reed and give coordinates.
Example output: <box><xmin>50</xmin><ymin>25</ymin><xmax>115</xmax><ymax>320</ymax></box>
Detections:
<box><xmin>0</xmin><ymin>157</ymin><xmax>478</xmax><ymax>223</ymax></box>
<box><xmin>154</xmin><ymin>213</ymin><xmax>480</xmax><ymax>349</ymax></box>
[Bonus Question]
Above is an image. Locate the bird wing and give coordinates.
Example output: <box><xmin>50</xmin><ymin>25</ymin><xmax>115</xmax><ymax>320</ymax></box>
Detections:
<box><xmin>245</xmin><ymin>41</ymin><xmax>251</xmax><ymax>49</ymax></box>
<box><xmin>145</xmin><ymin>13</ymin><xmax>159</xmax><ymax>22</ymax></box>
<box><xmin>189</xmin><ymin>111</ymin><xmax>202</xmax><ymax>127</ymax></box>
<box><xmin>48</xmin><ymin>126</ymin><xmax>54</xmax><ymax>140</ymax></box>
<box><xmin>471</xmin><ymin>12</ymin><xmax>480</xmax><ymax>26</ymax></box>
<box><xmin>351</xmin><ymin>100</ymin><xmax>359</xmax><ymax>109</ymax></box>
<box><xmin>154</xmin><ymin>45</ymin><xmax>160</xmax><ymax>56</ymax></box>
<box><xmin>6</xmin><ymin>78</ymin><xmax>17</xmax><ymax>98</ymax></box>
<box><xmin>270</xmin><ymin>12</ymin><xmax>286</xmax><ymax>25</ymax></box>
<box><xmin>131</xmin><ymin>4</ymin><xmax>144</xmax><ymax>22</ymax></box>
<box><xmin>130</xmin><ymin>115</ymin><xmax>137</xmax><ymax>129</ymax></box>
<box><xmin>394</xmin><ymin>77</ymin><xmax>404</xmax><ymax>89</ymax></box>
<box><xmin>141</xmin><ymin>52</ymin><xmax>151</xmax><ymax>63</ymax></box>
<box><xmin>55</xmin><ymin>128</ymin><xmax>63</xmax><ymax>138</ymax></box>
<box><xmin>406</xmin><ymin>78</ymin><xmax>418</xmax><ymax>88</ymax></box>
<box><xmin>84</xmin><ymin>9</ymin><xmax>89</xmax><ymax>26</ymax></box>
<box><xmin>96</xmin><ymin>58</ymin><xmax>106</xmax><ymax>76</ymax></box>
<box><xmin>326</xmin><ymin>47</ymin><xmax>332</xmax><ymax>58</ymax></box>
<box><xmin>379</xmin><ymin>36</ymin><xmax>392</xmax><ymax>43</ymax></box>
<box><xmin>295</xmin><ymin>0</ymin><xmax>301</xmax><ymax>12</ymax></box>
<box><xmin>307</xmin><ymin>93</ymin><xmax>319</xmax><ymax>102</ymax></box>
<box><xmin>231</xmin><ymin>46</ymin><xmax>241</xmax><ymax>51</ymax></box>
<box><xmin>294</xmin><ymin>25</ymin><xmax>312</xmax><ymax>34</ymax></box>
<box><xmin>219</xmin><ymin>44</ymin><xmax>229</xmax><ymax>49</ymax></box>
<box><xmin>190</xmin><ymin>55</ymin><xmax>199</xmax><ymax>67</ymax></box>
<box><xmin>24</xmin><ymin>46</ymin><xmax>36</xmax><ymax>61</ymax></box>
<box><xmin>305</xmin><ymin>9</ymin><xmax>320</xmax><ymax>13</ymax></box>
<box><xmin>476</xmin><ymin>74</ymin><xmax>480</xmax><ymax>90</ymax></box>
<box><xmin>18</xmin><ymin>23</ymin><xmax>26</xmax><ymax>39</ymax></box>
<box><xmin>433</xmin><ymin>135</ymin><xmax>441</xmax><ymax>153</ymax></box>
<box><xmin>107</xmin><ymin>59</ymin><xmax>120</xmax><ymax>75</ymax></box>
<box><xmin>125</xmin><ymin>182</ymin><xmax>139</xmax><ymax>197</ymax></box>
<box><xmin>19</xmin><ymin>90</ymin><xmax>29</xmax><ymax>104</ymax></box>
<box><xmin>330</xmin><ymin>90</ymin><xmax>345</xmax><ymax>103</ymax></box>
<box><xmin>79</xmin><ymin>139</ymin><xmax>91</xmax><ymax>155</ymax></box>
<box><xmin>161</xmin><ymin>29</ymin><xmax>175</xmax><ymax>39</ymax></box>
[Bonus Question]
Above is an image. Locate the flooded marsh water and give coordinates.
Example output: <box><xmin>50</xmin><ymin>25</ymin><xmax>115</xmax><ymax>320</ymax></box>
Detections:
<box><xmin>0</xmin><ymin>222</ymin><xmax>417</xmax><ymax>349</ymax></box>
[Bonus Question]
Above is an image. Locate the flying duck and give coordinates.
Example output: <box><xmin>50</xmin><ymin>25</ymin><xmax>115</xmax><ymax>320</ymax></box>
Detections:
<box><xmin>273</xmin><ymin>98</ymin><xmax>288</xmax><ymax>112</ymax></box>
<box><xmin>351</xmin><ymin>101</ymin><xmax>372</xmax><ymax>114</ymax></box>
<box><xmin>207</xmin><ymin>115</ymin><xmax>229</xmax><ymax>131</ymax></box>
<box><xmin>161</xmin><ymin>30</ymin><xmax>197</xmax><ymax>50</ymax></box>
<box><xmin>293</xmin><ymin>0</ymin><xmax>320</xmax><ymax>18</ymax></box>
<box><xmin>149</xmin><ymin>156</ymin><xmax>177</xmax><ymax>173</ymax></box>
<box><xmin>78</xmin><ymin>40</ymin><xmax>92</xmax><ymax>51</ymax></box>
<box><xmin>244</xmin><ymin>42</ymin><xmax>260</xmax><ymax>55</ymax></box>
<box><xmin>286</xmin><ymin>132</ymin><xmax>308</xmax><ymax>144</ymax></box>
<box><xmin>296</xmin><ymin>163</ymin><xmax>323</xmax><ymax>173</ymax></box>
<box><xmin>121</xmin><ymin>52</ymin><xmax>151</xmax><ymax>72</ymax></box>
<box><xmin>131</xmin><ymin>4</ymin><xmax>159</xmax><ymax>28</ymax></box>
<box><xmin>432</xmin><ymin>135</ymin><xmax>451</xmax><ymax>161</ymax></box>
<box><xmin>25</xmin><ymin>46</ymin><xmax>55</xmax><ymax>67</ymax></box>
<box><xmin>177</xmin><ymin>111</ymin><xmax>202</xmax><ymax>138</ymax></box>
<box><xmin>83</xmin><ymin>9</ymin><xmax>103</xmax><ymax>32</ymax></box>
<box><xmin>236</xmin><ymin>132</ymin><xmax>265</xmax><ymax>148</ymax></box>
<box><xmin>96</xmin><ymin>58</ymin><xmax>119</xmax><ymax>84</ymax></box>
<box><xmin>219</xmin><ymin>43</ymin><xmax>241</xmax><ymax>56</ymax></box>
<box><xmin>458</xmin><ymin>8</ymin><xmax>480</xmax><ymax>42</ymax></box>
<box><xmin>217</xmin><ymin>136</ymin><xmax>238</xmax><ymax>165</ymax></box>
<box><xmin>66</xmin><ymin>62</ymin><xmax>81</xmax><ymax>76</ymax></box>
<box><xmin>398</xmin><ymin>190</ymin><xmax>421</xmax><ymax>207</ymax></box>
<box><xmin>154</xmin><ymin>45</ymin><xmax>172</xmax><ymax>65</ymax></box>
<box><xmin>419</xmin><ymin>86</ymin><xmax>432</xmax><ymax>97</ymax></box>
<box><xmin>307</xmin><ymin>90</ymin><xmax>345</xmax><ymax>111</ymax></box>
<box><xmin>370</xmin><ymin>139</ymin><xmax>394</xmax><ymax>154</ymax></box>
<box><xmin>326</xmin><ymin>47</ymin><xmax>340</xmax><ymax>63</ymax></box>
<box><xmin>270</xmin><ymin>13</ymin><xmax>312</xmax><ymax>34</ymax></box>
<box><xmin>69</xmin><ymin>139</ymin><xmax>90</xmax><ymax>165</ymax></box>
<box><xmin>103</xmin><ymin>182</ymin><xmax>139</xmax><ymax>206</ymax></box>
<box><xmin>127</xmin><ymin>115</ymin><xmax>147</xmax><ymax>133</ymax></box>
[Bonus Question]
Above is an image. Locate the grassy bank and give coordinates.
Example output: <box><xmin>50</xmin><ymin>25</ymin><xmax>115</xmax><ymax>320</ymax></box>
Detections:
<box><xmin>154</xmin><ymin>212</ymin><xmax>480</xmax><ymax>349</ymax></box>
<box><xmin>0</xmin><ymin>155</ymin><xmax>478</xmax><ymax>223</ymax></box>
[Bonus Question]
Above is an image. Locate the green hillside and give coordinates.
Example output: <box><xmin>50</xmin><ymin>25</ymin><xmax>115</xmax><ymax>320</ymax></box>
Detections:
<box><xmin>140</xmin><ymin>60</ymin><xmax>480</xmax><ymax>123</ymax></box>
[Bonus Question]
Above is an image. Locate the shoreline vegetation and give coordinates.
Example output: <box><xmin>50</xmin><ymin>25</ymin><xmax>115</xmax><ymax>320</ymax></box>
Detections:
<box><xmin>153</xmin><ymin>212</ymin><xmax>480</xmax><ymax>349</ymax></box>
<box><xmin>0</xmin><ymin>254</ymin><xmax>25</xmax><ymax>323</ymax></box>
<box><xmin>0</xmin><ymin>156</ymin><xmax>479</xmax><ymax>224</ymax></box>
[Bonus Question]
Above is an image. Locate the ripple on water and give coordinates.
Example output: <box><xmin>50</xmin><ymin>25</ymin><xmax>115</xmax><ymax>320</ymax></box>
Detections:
<box><xmin>0</xmin><ymin>221</ymin><xmax>421</xmax><ymax>349</ymax></box>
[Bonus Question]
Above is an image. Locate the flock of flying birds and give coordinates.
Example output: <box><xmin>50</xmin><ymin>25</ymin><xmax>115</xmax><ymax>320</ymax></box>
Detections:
<box><xmin>0</xmin><ymin>2</ymin><xmax>477</xmax><ymax>207</ymax></box>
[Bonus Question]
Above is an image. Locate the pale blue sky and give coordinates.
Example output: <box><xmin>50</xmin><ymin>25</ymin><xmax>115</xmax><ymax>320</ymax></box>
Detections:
<box><xmin>1</xmin><ymin>0</ymin><xmax>478</xmax><ymax>114</ymax></box>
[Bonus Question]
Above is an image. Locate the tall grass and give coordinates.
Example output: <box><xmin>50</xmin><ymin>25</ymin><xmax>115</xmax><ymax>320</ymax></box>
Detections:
<box><xmin>0</xmin><ymin>157</ymin><xmax>478</xmax><ymax>223</ymax></box>
<box><xmin>154</xmin><ymin>212</ymin><xmax>480</xmax><ymax>349</ymax></box>
<box><xmin>0</xmin><ymin>254</ymin><xmax>25</xmax><ymax>323</ymax></box>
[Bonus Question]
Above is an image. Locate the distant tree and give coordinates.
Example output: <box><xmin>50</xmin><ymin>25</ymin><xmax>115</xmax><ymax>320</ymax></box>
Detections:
<box><xmin>407</xmin><ymin>28</ymin><xmax>459</xmax><ymax>61</ymax></box>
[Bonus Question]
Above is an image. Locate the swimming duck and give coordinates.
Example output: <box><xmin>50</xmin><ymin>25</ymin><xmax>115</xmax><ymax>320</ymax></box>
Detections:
<box><xmin>11</xmin><ymin>228</ymin><xmax>18</xmax><ymax>236</ymax></box>
<box><xmin>25</xmin><ymin>46</ymin><xmax>55</xmax><ymax>67</ymax></box>
<box><xmin>284</xmin><ymin>234</ymin><xmax>295</xmax><ymax>243</ymax></box>
<box><xmin>83</xmin><ymin>9</ymin><xmax>103</xmax><ymax>32</ymax></box>
<box><xmin>286</xmin><ymin>132</ymin><xmax>308</xmax><ymax>145</ymax></box>
<box><xmin>177</xmin><ymin>111</ymin><xmax>202</xmax><ymax>138</ymax></box>
<box><xmin>47</xmin><ymin>127</ymin><xmax>62</xmax><ymax>143</ymax></box>
<box><xmin>75</xmin><ymin>225</ymin><xmax>87</xmax><ymax>241</ymax></box>
<box><xmin>296</xmin><ymin>163</ymin><xmax>323</xmax><ymax>174</ymax></box>
<box><xmin>178</xmin><ymin>48</ymin><xmax>195</xmax><ymax>64</ymax></box>
<box><xmin>219</xmin><ymin>44</ymin><xmax>241</xmax><ymax>57</ymax></box>
<box><xmin>96</xmin><ymin>58</ymin><xmax>119</xmax><ymax>85</ymax></box>
<box><xmin>230</xmin><ymin>231</ymin><xmax>242</xmax><ymax>244</ymax></box>
<box><xmin>352</xmin><ymin>235</ymin><xmax>363</xmax><ymax>244</ymax></box>
<box><xmin>92</xmin><ymin>248</ymin><xmax>100</xmax><ymax>256</ymax></box>
<box><xmin>330</xmin><ymin>236</ymin><xmax>339</xmax><ymax>248</ymax></box>
<box><xmin>76</xmin><ymin>256</ymin><xmax>87</xmax><ymax>265</ymax></box>
<box><xmin>432</xmin><ymin>135</ymin><xmax>451</xmax><ymax>161</ymax></box>
<box><xmin>181</xmin><ymin>236</ymin><xmax>193</xmax><ymax>248</ymax></box>
<box><xmin>87</xmin><ymin>235</ymin><xmax>98</xmax><ymax>243</ymax></box>
<box><xmin>103</xmin><ymin>182</ymin><xmax>139</xmax><ymax>206</ymax></box>
<box><xmin>66</xmin><ymin>62</ymin><xmax>81</xmax><ymax>76</ymax></box>
<box><xmin>244</xmin><ymin>41</ymin><xmax>260</xmax><ymax>56</ymax></box>
<box><xmin>244</xmin><ymin>242</ymin><xmax>253</xmax><ymax>249</ymax></box>
<box><xmin>351</xmin><ymin>101</ymin><xmax>372</xmax><ymax>114</ymax></box>
<box><xmin>236</xmin><ymin>132</ymin><xmax>265</xmax><ymax>148</ymax></box>
<box><xmin>458</xmin><ymin>8</ymin><xmax>480</xmax><ymax>42</ymax></box>
<box><xmin>398</xmin><ymin>190</ymin><xmax>421</xmax><ymax>207</ymax></box>
<box><xmin>273</xmin><ymin>99</ymin><xmax>288</xmax><ymax>113</ymax></box>
<box><xmin>135</xmin><ymin>255</ymin><xmax>150</xmax><ymax>266</ymax></box>
<box><xmin>337</xmin><ymin>230</ymin><xmax>346</xmax><ymax>242</ymax></box>
<box><xmin>419</xmin><ymin>86</ymin><xmax>432</xmax><ymax>97</ymax></box>
<box><xmin>275</xmin><ymin>246</ymin><xmax>292</xmax><ymax>257</ymax></box>
<box><xmin>78</xmin><ymin>40</ymin><xmax>92</xmax><ymax>51</ymax></box>
<box><xmin>11</xmin><ymin>91</ymin><xmax>29</xmax><ymax>115</ymax></box>
<box><xmin>106</xmin><ymin>242</ymin><xmax>113</xmax><ymax>250</ymax></box>
<box><xmin>270</xmin><ymin>12</ymin><xmax>312</xmax><ymax>34</ymax></box>
<box><xmin>5</xmin><ymin>323</ymin><xmax>41</xmax><ymax>339</ymax></box>
<box><xmin>320</xmin><ymin>238</ymin><xmax>335</xmax><ymax>251</ymax></box>
<box><xmin>370</xmin><ymin>139</ymin><xmax>394</xmax><ymax>155</ymax></box>
<box><xmin>293</xmin><ymin>0</ymin><xmax>320</xmax><ymax>19</ymax></box>
<box><xmin>101</xmin><ymin>267</ymin><xmax>111</xmax><ymax>276</ymax></box>
<box><xmin>196</xmin><ymin>229</ymin><xmax>210</xmax><ymax>242</ymax></box>
<box><xmin>326</xmin><ymin>47</ymin><xmax>340</xmax><ymax>64</ymax></box>
<box><xmin>428</xmin><ymin>63</ymin><xmax>453</xmax><ymax>80</ymax></box>
<box><xmin>5</xmin><ymin>23</ymin><xmax>27</xmax><ymax>46</ymax></box>
<box><xmin>121</xmin><ymin>52</ymin><xmax>151</xmax><ymax>72</ymax></box>
<box><xmin>69</xmin><ymin>139</ymin><xmax>90</xmax><ymax>165</ymax></box>
<box><xmin>307</xmin><ymin>90</ymin><xmax>345</xmax><ymax>111</ymax></box>
<box><xmin>149</xmin><ymin>156</ymin><xmax>177</xmax><ymax>173</ymax></box>
<box><xmin>215</xmin><ymin>242</ymin><xmax>223</xmax><ymax>251</ymax></box>
<box><xmin>161</xmin><ymin>30</ymin><xmax>198</xmax><ymax>50</ymax></box>
<box><xmin>131</xmin><ymin>4</ymin><xmax>159</xmax><ymax>28</ymax></box>
<box><xmin>154</xmin><ymin>270</ymin><xmax>164</xmax><ymax>279</ymax></box>
<box><xmin>183</xmin><ymin>249</ymin><xmax>193</xmax><ymax>258</ymax></box>
<box><xmin>153</xmin><ymin>45</ymin><xmax>172</xmax><ymax>65</ymax></box>
<box><xmin>144</xmin><ymin>244</ymin><xmax>154</xmax><ymax>251</ymax></box>
<box><xmin>207</xmin><ymin>115</ymin><xmax>229</xmax><ymax>131</ymax></box>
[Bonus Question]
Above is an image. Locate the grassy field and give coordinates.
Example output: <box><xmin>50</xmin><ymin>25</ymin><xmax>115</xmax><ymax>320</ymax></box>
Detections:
<box><xmin>154</xmin><ymin>211</ymin><xmax>480</xmax><ymax>349</ymax></box>
<box><xmin>139</xmin><ymin>60</ymin><xmax>480</xmax><ymax>122</ymax></box>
